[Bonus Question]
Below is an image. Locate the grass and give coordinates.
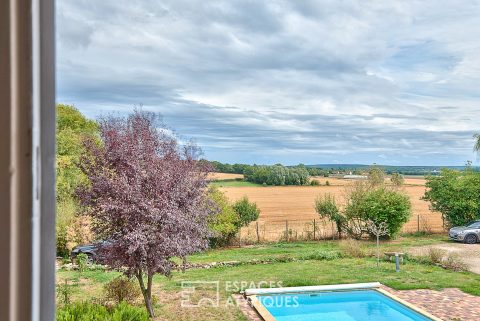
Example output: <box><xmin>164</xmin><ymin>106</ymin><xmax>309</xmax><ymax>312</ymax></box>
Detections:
<box><xmin>57</xmin><ymin>235</ymin><xmax>479</xmax><ymax>321</ymax></box>
<box><xmin>186</xmin><ymin>234</ymin><xmax>446</xmax><ymax>264</ymax></box>
<box><xmin>209</xmin><ymin>179</ymin><xmax>262</xmax><ymax>187</ymax></box>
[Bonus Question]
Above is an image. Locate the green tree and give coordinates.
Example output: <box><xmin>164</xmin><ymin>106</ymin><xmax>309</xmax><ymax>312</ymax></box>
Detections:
<box><xmin>315</xmin><ymin>194</ymin><xmax>344</xmax><ymax>237</ymax></box>
<box><xmin>346</xmin><ymin>186</ymin><xmax>411</xmax><ymax>238</ymax></box>
<box><xmin>367</xmin><ymin>165</ymin><xmax>386</xmax><ymax>187</ymax></box>
<box><xmin>207</xmin><ymin>186</ymin><xmax>240</xmax><ymax>247</ymax></box>
<box><xmin>390</xmin><ymin>173</ymin><xmax>404</xmax><ymax>187</ymax></box>
<box><xmin>316</xmin><ymin>182</ymin><xmax>411</xmax><ymax>239</ymax></box>
<box><xmin>233</xmin><ymin>196</ymin><xmax>260</xmax><ymax>228</ymax></box>
<box><xmin>423</xmin><ymin>169</ymin><xmax>480</xmax><ymax>227</ymax></box>
<box><xmin>56</xmin><ymin>104</ymin><xmax>99</xmax><ymax>256</ymax></box>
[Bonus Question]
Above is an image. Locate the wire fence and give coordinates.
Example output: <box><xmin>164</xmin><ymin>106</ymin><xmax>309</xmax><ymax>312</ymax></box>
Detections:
<box><xmin>238</xmin><ymin>215</ymin><xmax>445</xmax><ymax>244</ymax></box>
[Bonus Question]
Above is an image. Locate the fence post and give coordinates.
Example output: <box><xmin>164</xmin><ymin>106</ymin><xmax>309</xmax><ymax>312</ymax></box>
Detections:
<box><xmin>256</xmin><ymin>221</ymin><xmax>260</xmax><ymax>243</ymax></box>
<box><xmin>313</xmin><ymin>219</ymin><xmax>316</xmax><ymax>240</ymax></box>
<box><xmin>417</xmin><ymin>215</ymin><xmax>420</xmax><ymax>233</ymax></box>
<box><xmin>332</xmin><ymin>222</ymin><xmax>335</xmax><ymax>240</ymax></box>
<box><xmin>286</xmin><ymin>220</ymin><xmax>289</xmax><ymax>242</ymax></box>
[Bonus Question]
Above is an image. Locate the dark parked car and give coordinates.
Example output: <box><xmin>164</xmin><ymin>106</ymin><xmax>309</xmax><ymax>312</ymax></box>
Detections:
<box><xmin>71</xmin><ymin>240</ymin><xmax>109</xmax><ymax>263</ymax></box>
<box><xmin>449</xmin><ymin>220</ymin><xmax>480</xmax><ymax>244</ymax></box>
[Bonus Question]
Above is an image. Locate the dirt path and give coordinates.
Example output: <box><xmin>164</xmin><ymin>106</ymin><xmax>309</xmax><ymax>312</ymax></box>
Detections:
<box><xmin>410</xmin><ymin>242</ymin><xmax>480</xmax><ymax>274</ymax></box>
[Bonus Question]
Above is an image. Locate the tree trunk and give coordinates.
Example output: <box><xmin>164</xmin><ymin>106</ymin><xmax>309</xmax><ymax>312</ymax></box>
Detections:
<box><xmin>182</xmin><ymin>256</ymin><xmax>187</xmax><ymax>273</ymax></box>
<box><xmin>136</xmin><ymin>269</ymin><xmax>155</xmax><ymax>318</ymax></box>
<box><xmin>376</xmin><ymin>234</ymin><xmax>380</xmax><ymax>268</ymax></box>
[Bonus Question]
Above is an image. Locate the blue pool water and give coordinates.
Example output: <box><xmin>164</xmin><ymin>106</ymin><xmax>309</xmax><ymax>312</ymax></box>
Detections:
<box><xmin>257</xmin><ymin>290</ymin><xmax>433</xmax><ymax>321</ymax></box>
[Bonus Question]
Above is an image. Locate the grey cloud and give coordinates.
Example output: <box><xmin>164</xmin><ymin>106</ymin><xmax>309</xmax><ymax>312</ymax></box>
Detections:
<box><xmin>56</xmin><ymin>0</ymin><xmax>480</xmax><ymax>165</ymax></box>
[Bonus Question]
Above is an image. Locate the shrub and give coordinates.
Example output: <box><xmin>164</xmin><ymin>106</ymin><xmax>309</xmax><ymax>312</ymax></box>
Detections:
<box><xmin>390</xmin><ymin>173</ymin><xmax>404</xmax><ymax>187</ymax></box>
<box><xmin>207</xmin><ymin>186</ymin><xmax>240</xmax><ymax>247</ymax></box>
<box><xmin>443</xmin><ymin>253</ymin><xmax>469</xmax><ymax>272</ymax></box>
<box><xmin>325</xmin><ymin>180</ymin><xmax>330</xmax><ymax>186</ymax></box>
<box><xmin>423</xmin><ymin>169</ymin><xmax>480</xmax><ymax>227</ymax></box>
<box><xmin>310</xmin><ymin>179</ymin><xmax>320</xmax><ymax>186</ymax></box>
<box><xmin>57</xmin><ymin>279</ymin><xmax>73</xmax><ymax>306</ymax></box>
<box><xmin>233</xmin><ymin>196</ymin><xmax>260</xmax><ymax>228</ymax></box>
<box><xmin>345</xmin><ymin>186</ymin><xmax>411</xmax><ymax>238</ymax></box>
<box><xmin>339</xmin><ymin>239</ymin><xmax>366</xmax><ymax>258</ymax></box>
<box><xmin>301</xmin><ymin>251</ymin><xmax>341</xmax><ymax>261</ymax></box>
<box><xmin>76</xmin><ymin>253</ymin><xmax>89</xmax><ymax>272</ymax></box>
<box><xmin>57</xmin><ymin>302</ymin><xmax>149</xmax><ymax>321</ymax></box>
<box><xmin>315</xmin><ymin>194</ymin><xmax>345</xmax><ymax>237</ymax></box>
<box><xmin>426</xmin><ymin>248</ymin><xmax>446</xmax><ymax>264</ymax></box>
<box><xmin>104</xmin><ymin>276</ymin><xmax>141</xmax><ymax>305</ymax></box>
<box><xmin>368</xmin><ymin>166</ymin><xmax>386</xmax><ymax>187</ymax></box>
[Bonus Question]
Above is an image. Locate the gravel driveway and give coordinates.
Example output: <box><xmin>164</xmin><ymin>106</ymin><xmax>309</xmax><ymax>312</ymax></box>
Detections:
<box><xmin>411</xmin><ymin>242</ymin><xmax>480</xmax><ymax>274</ymax></box>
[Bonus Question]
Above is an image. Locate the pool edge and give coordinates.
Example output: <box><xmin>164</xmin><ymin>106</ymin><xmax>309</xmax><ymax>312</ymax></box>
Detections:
<box><xmin>376</xmin><ymin>288</ymin><xmax>443</xmax><ymax>321</ymax></box>
<box><xmin>248</xmin><ymin>295</ymin><xmax>276</xmax><ymax>321</ymax></box>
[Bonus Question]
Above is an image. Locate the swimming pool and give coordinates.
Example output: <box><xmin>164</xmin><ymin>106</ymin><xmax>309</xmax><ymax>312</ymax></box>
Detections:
<box><xmin>246</xmin><ymin>283</ymin><xmax>440</xmax><ymax>321</ymax></box>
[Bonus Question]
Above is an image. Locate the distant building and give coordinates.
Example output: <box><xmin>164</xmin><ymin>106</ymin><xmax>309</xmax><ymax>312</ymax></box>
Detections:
<box><xmin>343</xmin><ymin>174</ymin><xmax>368</xmax><ymax>180</ymax></box>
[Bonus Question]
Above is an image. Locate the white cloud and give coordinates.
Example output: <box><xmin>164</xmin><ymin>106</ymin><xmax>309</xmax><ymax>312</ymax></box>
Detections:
<box><xmin>57</xmin><ymin>0</ymin><xmax>480</xmax><ymax>165</ymax></box>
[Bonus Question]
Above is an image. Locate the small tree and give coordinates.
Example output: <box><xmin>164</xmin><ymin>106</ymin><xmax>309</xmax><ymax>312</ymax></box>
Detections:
<box><xmin>346</xmin><ymin>186</ymin><xmax>411</xmax><ymax>238</ymax></box>
<box><xmin>368</xmin><ymin>165</ymin><xmax>385</xmax><ymax>187</ymax></box>
<box><xmin>77</xmin><ymin>110</ymin><xmax>212</xmax><ymax>317</ymax></box>
<box><xmin>423</xmin><ymin>169</ymin><xmax>480</xmax><ymax>227</ymax></box>
<box><xmin>315</xmin><ymin>194</ymin><xmax>344</xmax><ymax>237</ymax></box>
<box><xmin>206</xmin><ymin>186</ymin><xmax>240</xmax><ymax>247</ymax></box>
<box><xmin>366</xmin><ymin>220</ymin><xmax>389</xmax><ymax>268</ymax></box>
<box><xmin>233</xmin><ymin>196</ymin><xmax>260</xmax><ymax>228</ymax></box>
<box><xmin>315</xmin><ymin>181</ymin><xmax>411</xmax><ymax>240</ymax></box>
<box><xmin>390</xmin><ymin>173</ymin><xmax>404</xmax><ymax>187</ymax></box>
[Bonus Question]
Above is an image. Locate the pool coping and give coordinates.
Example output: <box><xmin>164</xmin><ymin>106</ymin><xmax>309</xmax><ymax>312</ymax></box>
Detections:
<box><xmin>244</xmin><ymin>283</ymin><xmax>443</xmax><ymax>321</ymax></box>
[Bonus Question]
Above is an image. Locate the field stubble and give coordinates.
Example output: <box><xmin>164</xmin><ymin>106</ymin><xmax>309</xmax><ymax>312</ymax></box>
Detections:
<box><xmin>219</xmin><ymin>176</ymin><xmax>443</xmax><ymax>242</ymax></box>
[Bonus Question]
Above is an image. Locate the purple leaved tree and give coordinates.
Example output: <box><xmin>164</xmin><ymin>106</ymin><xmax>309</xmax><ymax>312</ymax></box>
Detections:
<box><xmin>77</xmin><ymin>110</ymin><xmax>213</xmax><ymax>317</ymax></box>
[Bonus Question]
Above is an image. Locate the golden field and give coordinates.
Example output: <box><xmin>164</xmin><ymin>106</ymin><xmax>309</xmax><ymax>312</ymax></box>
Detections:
<box><xmin>207</xmin><ymin>172</ymin><xmax>244</xmax><ymax>180</ymax></box>
<box><xmin>217</xmin><ymin>176</ymin><xmax>443</xmax><ymax>241</ymax></box>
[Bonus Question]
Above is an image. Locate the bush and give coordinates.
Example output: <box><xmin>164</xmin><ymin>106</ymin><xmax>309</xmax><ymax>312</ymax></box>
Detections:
<box><xmin>207</xmin><ymin>186</ymin><xmax>240</xmax><ymax>247</ymax></box>
<box><xmin>443</xmin><ymin>253</ymin><xmax>469</xmax><ymax>272</ymax></box>
<box><xmin>426</xmin><ymin>247</ymin><xmax>446</xmax><ymax>264</ymax></box>
<box><xmin>57</xmin><ymin>302</ymin><xmax>149</xmax><ymax>321</ymax></box>
<box><xmin>325</xmin><ymin>180</ymin><xmax>330</xmax><ymax>186</ymax></box>
<box><xmin>368</xmin><ymin>166</ymin><xmax>386</xmax><ymax>187</ymax></box>
<box><xmin>339</xmin><ymin>239</ymin><xmax>366</xmax><ymax>258</ymax></box>
<box><xmin>423</xmin><ymin>169</ymin><xmax>480</xmax><ymax>227</ymax></box>
<box><xmin>390</xmin><ymin>173</ymin><xmax>404</xmax><ymax>187</ymax></box>
<box><xmin>301</xmin><ymin>251</ymin><xmax>341</xmax><ymax>261</ymax></box>
<box><xmin>76</xmin><ymin>253</ymin><xmax>89</xmax><ymax>272</ymax></box>
<box><xmin>345</xmin><ymin>186</ymin><xmax>411</xmax><ymax>238</ymax></box>
<box><xmin>315</xmin><ymin>194</ymin><xmax>344</xmax><ymax>237</ymax></box>
<box><xmin>233</xmin><ymin>196</ymin><xmax>260</xmax><ymax>228</ymax></box>
<box><xmin>104</xmin><ymin>277</ymin><xmax>141</xmax><ymax>305</ymax></box>
<box><xmin>57</xmin><ymin>279</ymin><xmax>73</xmax><ymax>306</ymax></box>
<box><xmin>310</xmin><ymin>179</ymin><xmax>320</xmax><ymax>186</ymax></box>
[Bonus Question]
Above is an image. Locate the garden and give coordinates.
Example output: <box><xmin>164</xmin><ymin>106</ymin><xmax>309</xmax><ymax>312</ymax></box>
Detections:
<box><xmin>55</xmin><ymin>105</ymin><xmax>480</xmax><ymax>320</ymax></box>
<box><xmin>57</xmin><ymin>235</ymin><xmax>480</xmax><ymax>321</ymax></box>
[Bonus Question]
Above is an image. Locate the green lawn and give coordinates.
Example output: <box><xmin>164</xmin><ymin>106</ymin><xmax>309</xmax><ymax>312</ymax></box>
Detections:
<box><xmin>186</xmin><ymin>234</ymin><xmax>447</xmax><ymax>264</ymax></box>
<box><xmin>57</xmin><ymin>235</ymin><xmax>478</xmax><ymax>321</ymax></box>
<box><xmin>209</xmin><ymin>179</ymin><xmax>262</xmax><ymax>187</ymax></box>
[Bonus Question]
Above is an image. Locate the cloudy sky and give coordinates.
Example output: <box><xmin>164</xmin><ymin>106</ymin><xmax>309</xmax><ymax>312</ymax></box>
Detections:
<box><xmin>57</xmin><ymin>1</ymin><xmax>480</xmax><ymax>166</ymax></box>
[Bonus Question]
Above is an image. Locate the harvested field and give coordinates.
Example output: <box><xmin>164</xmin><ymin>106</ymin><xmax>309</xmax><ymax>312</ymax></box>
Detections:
<box><xmin>219</xmin><ymin>177</ymin><xmax>444</xmax><ymax>242</ymax></box>
<box><xmin>207</xmin><ymin>172</ymin><xmax>244</xmax><ymax>180</ymax></box>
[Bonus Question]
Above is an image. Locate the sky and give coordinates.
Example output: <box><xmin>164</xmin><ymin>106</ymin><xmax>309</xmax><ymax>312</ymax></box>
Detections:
<box><xmin>56</xmin><ymin>1</ymin><xmax>480</xmax><ymax>166</ymax></box>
